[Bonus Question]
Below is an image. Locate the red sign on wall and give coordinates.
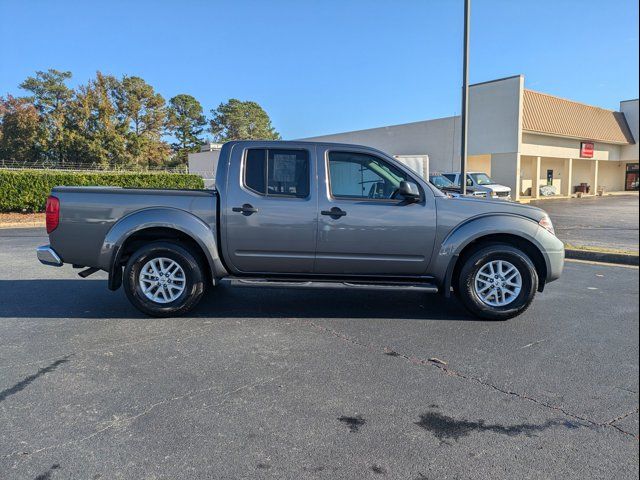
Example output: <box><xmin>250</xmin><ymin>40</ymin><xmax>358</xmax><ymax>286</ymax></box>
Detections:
<box><xmin>580</xmin><ymin>142</ymin><xmax>594</xmax><ymax>158</ymax></box>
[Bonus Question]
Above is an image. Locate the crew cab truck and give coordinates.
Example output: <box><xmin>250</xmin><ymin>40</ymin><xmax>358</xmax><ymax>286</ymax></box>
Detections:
<box><xmin>37</xmin><ymin>141</ymin><xmax>564</xmax><ymax>320</ymax></box>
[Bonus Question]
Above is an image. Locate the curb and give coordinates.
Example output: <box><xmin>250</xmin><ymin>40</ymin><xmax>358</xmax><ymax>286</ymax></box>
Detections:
<box><xmin>565</xmin><ymin>248</ymin><xmax>639</xmax><ymax>266</ymax></box>
<box><xmin>0</xmin><ymin>222</ymin><xmax>45</xmax><ymax>229</ymax></box>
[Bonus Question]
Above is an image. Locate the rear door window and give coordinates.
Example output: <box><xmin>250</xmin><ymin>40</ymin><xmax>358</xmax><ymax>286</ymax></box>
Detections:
<box><xmin>244</xmin><ymin>148</ymin><xmax>310</xmax><ymax>198</ymax></box>
<box><xmin>443</xmin><ymin>174</ymin><xmax>457</xmax><ymax>183</ymax></box>
<box><xmin>245</xmin><ymin>149</ymin><xmax>267</xmax><ymax>194</ymax></box>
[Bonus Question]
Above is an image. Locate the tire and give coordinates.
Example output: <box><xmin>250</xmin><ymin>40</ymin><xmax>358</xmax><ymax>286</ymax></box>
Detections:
<box><xmin>456</xmin><ymin>244</ymin><xmax>538</xmax><ymax>321</ymax></box>
<box><xmin>123</xmin><ymin>241</ymin><xmax>205</xmax><ymax>317</ymax></box>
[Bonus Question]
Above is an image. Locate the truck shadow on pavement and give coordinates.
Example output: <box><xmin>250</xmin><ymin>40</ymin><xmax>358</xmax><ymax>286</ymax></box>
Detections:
<box><xmin>0</xmin><ymin>279</ymin><xmax>477</xmax><ymax>321</ymax></box>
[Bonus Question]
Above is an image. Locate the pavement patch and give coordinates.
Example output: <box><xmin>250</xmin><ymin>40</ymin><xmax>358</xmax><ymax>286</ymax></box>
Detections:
<box><xmin>415</xmin><ymin>406</ymin><xmax>583</xmax><ymax>445</ymax></box>
<box><xmin>337</xmin><ymin>415</ymin><xmax>366</xmax><ymax>433</ymax></box>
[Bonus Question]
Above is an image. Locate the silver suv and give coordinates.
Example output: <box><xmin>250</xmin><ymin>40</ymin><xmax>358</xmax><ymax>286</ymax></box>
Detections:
<box><xmin>443</xmin><ymin>172</ymin><xmax>512</xmax><ymax>200</ymax></box>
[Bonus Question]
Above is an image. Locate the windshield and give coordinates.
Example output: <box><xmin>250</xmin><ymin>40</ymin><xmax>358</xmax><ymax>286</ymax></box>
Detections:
<box><xmin>430</xmin><ymin>175</ymin><xmax>456</xmax><ymax>188</ymax></box>
<box><xmin>469</xmin><ymin>173</ymin><xmax>494</xmax><ymax>185</ymax></box>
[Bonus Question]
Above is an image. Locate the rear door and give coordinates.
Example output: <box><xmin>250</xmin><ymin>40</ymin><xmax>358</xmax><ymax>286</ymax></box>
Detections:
<box><xmin>222</xmin><ymin>143</ymin><xmax>318</xmax><ymax>274</ymax></box>
<box><xmin>314</xmin><ymin>146</ymin><xmax>437</xmax><ymax>276</ymax></box>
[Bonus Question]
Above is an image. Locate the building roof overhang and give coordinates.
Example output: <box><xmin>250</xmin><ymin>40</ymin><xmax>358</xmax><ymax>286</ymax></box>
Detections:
<box><xmin>522</xmin><ymin>90</ymin><xmax>635</xmax><ymax>145</ymax></box>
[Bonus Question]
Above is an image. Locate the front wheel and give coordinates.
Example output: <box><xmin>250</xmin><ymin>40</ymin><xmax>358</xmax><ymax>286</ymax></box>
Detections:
<box><xmin>457</xmin><ymin>244</ymin><xmax>538</xmax><ymax>321</ymax></box>
<box><xmin>123</xmin><ymin>241</ymin><xmax>205</xmax><ymax>317</ymax></box>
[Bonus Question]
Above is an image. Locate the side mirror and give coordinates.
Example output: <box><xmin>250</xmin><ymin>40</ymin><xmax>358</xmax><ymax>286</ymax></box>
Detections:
<box><xmin>398</xmin><ymin>181</ymin><xmax>420</xmax><ymax>201</ymax></box>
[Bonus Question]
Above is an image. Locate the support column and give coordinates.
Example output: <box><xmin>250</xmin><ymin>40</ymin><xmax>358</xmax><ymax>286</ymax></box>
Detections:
<box><xmin>533</xmin><ymin>156</ymin><xmax>541</xmax><ymax>198</ymax></box>
<box><xmin>490</xmin><ymin>152</ymin><xmax>520</xmax><ymax>201</ymax></box>
<box><xmin>565</xmin><ymin>158</ymin><xmax>573</xmax><ymax>196</ymax></box>
<box><xmin>593</xmin><ymin>160</ymin><xmax>599</xmax><ymax>195</ymax></box>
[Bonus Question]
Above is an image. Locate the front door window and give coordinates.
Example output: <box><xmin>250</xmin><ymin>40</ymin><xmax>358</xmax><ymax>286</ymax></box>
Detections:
<box><xmin>328</xmin><ymin>151</ymin><xmax>409</xmax><ymax>200</ymax></box>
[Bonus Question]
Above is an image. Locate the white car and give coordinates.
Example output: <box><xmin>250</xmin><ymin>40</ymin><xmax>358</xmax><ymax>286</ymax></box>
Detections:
<box><xmin>442</xmin><ymin>172</ymin><xmax>512</xmax><ymax>200</ymax></box>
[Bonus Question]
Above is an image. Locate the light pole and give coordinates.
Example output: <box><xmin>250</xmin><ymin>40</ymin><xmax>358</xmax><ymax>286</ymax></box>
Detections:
<box><xmin>460</xmin><ymin>0</ymin><xmax>470</xmax><ymax>195</ymax></box>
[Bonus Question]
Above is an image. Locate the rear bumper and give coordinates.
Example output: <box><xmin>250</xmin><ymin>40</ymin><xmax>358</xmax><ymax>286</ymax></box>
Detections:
<box><xmin>37</xmin><ymin>245</ymin><xmax>63</xmax><ymax>267</ymax></box>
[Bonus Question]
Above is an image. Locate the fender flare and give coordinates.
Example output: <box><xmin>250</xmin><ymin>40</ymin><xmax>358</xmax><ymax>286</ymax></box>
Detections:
<box><xmin>98</xmin><ymin>207</ymin><xmax>226</xmax><ymax>290</ymax></box>
<box><xmin>433</xmin><ymin>214</ymin><xmax>548</xmax><ymax>297</ymax></box>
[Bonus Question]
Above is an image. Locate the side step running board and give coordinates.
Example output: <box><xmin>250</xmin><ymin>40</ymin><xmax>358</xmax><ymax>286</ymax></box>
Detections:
<box><xmin>78</xmin><ymin>267</ymin><xmax>100</xmax><ymax>278</ymax></box>
<box><xmin>227</xmin><ymin>278</ymin><xmax>438</xmax><ymax>293</ymax></box>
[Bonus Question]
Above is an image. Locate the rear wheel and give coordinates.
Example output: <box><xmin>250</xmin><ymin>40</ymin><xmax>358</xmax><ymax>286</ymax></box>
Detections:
<box><xmin>456</xmin><ymin>244</ymin><xmax>538</xmax><ymax>320</ymax></box>
<box><xmin>123</xmin><ymin>241</ymin><xmax>205</xmax><ymax>317</ymax></box>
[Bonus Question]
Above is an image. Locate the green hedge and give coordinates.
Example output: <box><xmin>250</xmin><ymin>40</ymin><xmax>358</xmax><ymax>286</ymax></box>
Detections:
<box><xmin>0</xmin><ymin>169</ymin><xmax>205</xmax><ymax>212</ymax></box>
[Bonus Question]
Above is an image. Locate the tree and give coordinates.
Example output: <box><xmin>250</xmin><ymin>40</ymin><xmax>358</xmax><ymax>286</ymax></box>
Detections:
<box><xmin>0</xmin><ymin>96</ymin><xmax>45</xmax><ymax>164</ymax></box>
<box><xmin>166</xmin><ymin>94</ymin><xmax>206</xmax><ymax>165</ymax></box>
<box><xmin>209</xmin><ymin>99</ymin><xmax>280</xmax><ymax>142</ymax></box>
<box><xmin>113</xmin><ymin>76</ymin><xmax>169</xmax><ymax>166</ymax></box>
<box><xmin>64</xmin><ymin>72</ymin><xmax>128</xmax><ymax>167</ymax></box>
<box><xmin>19</xmin><ymin>69</ymin><xmax>73</xmax><ymax>165</ymax></box>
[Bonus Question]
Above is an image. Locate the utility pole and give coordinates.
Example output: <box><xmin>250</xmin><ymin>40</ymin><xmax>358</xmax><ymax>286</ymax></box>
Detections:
<box><xmin>460</xmin><ymin>0</ymin><xmax>470</xmax><ymax>195</ymax></box>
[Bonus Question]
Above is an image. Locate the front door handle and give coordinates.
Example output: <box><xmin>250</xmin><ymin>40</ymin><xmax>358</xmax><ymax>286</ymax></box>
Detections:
<box><xmin>232</xmin><ymin>204</ymin><xmax>258</xmax><ymax>215</ymax></box>
<box><xmin>321</xmin><ymin>207</ymin><xmax>347</xmax><ymax>219</ymax></box>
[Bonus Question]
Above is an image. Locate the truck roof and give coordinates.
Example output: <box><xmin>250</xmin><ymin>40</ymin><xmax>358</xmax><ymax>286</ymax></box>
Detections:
<box><xmin>221</xmin><ymin>139</ymin><xmax>391</xmax><ymax>153</ymax></box>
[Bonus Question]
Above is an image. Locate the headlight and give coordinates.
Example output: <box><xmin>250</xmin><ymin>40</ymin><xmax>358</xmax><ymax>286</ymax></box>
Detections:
<box><xmin>539</xmin><ymin>215</ymin><xmax>555</xmax><ymax>236</ymax></box>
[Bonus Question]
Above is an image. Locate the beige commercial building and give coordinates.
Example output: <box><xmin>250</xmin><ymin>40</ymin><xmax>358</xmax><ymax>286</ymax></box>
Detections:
<box><xmin>303</xmin><ymin>75</ymin><xmax>639</xmax><ymax>202</ymax></box>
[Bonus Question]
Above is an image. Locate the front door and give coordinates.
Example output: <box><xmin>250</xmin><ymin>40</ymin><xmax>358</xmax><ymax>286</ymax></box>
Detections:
<box><xmin>626</xmin><ymin>163</ymin><xmax>640</xmax><ymax>191</ymax></box>
<box><xmin>223</xmin><ymin>145</ymin><xmax>317</xmax><ymax>274</ymax></box>
<box><xmin>314</xmin><ymin>147</ymin><xmax>437</xmax><ymax>276</ymax></box>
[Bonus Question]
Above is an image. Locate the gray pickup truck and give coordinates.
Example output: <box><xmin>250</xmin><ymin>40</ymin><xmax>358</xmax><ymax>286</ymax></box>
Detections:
<box><xmin>37</xmin><ymin>141</ymin><xmax>564</xmax><ymax>320</ymax></box>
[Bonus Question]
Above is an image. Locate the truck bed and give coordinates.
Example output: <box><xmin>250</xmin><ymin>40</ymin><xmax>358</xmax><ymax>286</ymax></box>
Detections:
<box><xmin>49</xmin><ymin>186</ymin><xmax>217</xmax><ymax>269</ymax></box>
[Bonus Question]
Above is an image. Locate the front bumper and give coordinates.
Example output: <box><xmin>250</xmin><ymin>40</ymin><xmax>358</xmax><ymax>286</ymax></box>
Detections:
<box><xmin>490</xmin><ymin>193</ymin><xmax>512</xmax><ymax>201</ymax></box>
<box><xmin>536</xmin><ymin>229</ymin><xmax>565</xmax><ymax>283</ymax></box>
<box><xmin>37</xmin><ymin>245</ymin><xmax>63</xmax><ymax>267</ymax></box>
<box><xmin>545</xmin><ymin>248</ymin><xmax>565</xmax><ymax>282</ymax></box>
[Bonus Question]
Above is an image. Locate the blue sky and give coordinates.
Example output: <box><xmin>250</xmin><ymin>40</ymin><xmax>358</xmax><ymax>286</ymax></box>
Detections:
<box><xmin>1</xmin><ymin>0</ymin><xmax>638</xmax><ymax>139</ymax></box>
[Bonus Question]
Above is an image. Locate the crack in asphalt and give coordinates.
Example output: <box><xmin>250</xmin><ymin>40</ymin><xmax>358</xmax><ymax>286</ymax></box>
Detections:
<box><xmin>3</xmin><ymin>369</ymin><xmax>291</xmax><ymax>460</ymax></box>
<box><xmin>2</xmin><ymin>316</ymin><xmax>636</xmax><ymax>463</ymax></box>
<box><xmin>0</xmin><ymin>320</ymin><xmax>213</xmax><ymax>371</ymax></box>
<box><xmin>606</xmin><ymin>408</ymin><xmax>639</xmax><ymax>426</ymax></box>
<box><xmin>0</xmin><ymin>356</ymin><xmax>73</xmax><ymax>403</ymax></box>
<box><xmin>304</xmin><ymin>321</ymin><xmax>639</xmax><ymax>440</ymax></box>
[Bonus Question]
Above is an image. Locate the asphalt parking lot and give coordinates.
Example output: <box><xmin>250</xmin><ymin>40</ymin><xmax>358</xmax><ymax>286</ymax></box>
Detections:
<box><xmin>0</xmin><ymin>228</ymin><xmax>638</xmax><ymax>479</ymax></box>
<box><xmin>531</xmin><ymin>195</ymin><xmax>639</xmax><ymax>253</ymax></box>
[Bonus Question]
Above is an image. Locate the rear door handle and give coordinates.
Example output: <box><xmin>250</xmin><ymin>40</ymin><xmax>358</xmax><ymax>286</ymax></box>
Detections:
<box><xmin>232</xmin><ymin>204</ymin><xmax>258</xmax><ymax>215</ymax></box>
<box><xmin>321</xmin><ymin>207</ymin><xmax>347</xmax><ymax>218</ymax></box>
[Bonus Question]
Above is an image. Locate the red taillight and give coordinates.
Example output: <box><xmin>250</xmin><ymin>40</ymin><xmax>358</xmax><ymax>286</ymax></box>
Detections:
<box><xmin>45</xmin><ymin>196</ymin><xmax>60</xmax><ymax>233</ymax></box>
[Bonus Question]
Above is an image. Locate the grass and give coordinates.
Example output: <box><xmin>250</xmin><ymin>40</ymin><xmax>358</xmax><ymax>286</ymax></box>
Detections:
<box><xmin>565</xmin><ymin>243</ymin><xmax>638</xmax><ymax>256</ymax></box>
